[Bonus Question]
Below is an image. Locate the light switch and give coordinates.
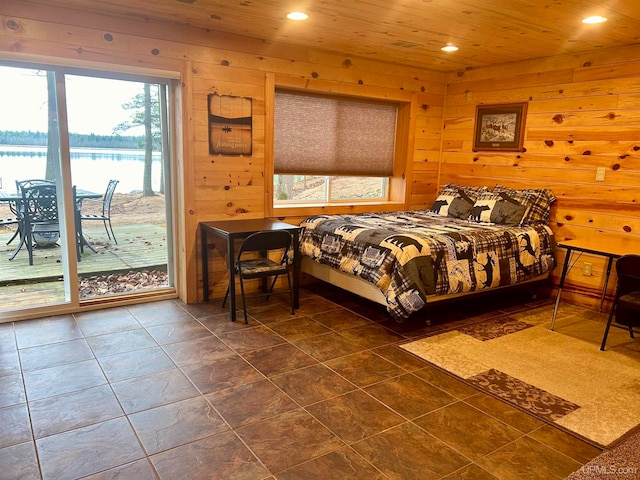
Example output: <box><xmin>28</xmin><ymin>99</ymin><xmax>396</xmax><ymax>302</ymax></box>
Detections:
<box><xmin>595</xmin><ymin>167</ymin><xmax>606</xmax><ymax>182</ymax></box>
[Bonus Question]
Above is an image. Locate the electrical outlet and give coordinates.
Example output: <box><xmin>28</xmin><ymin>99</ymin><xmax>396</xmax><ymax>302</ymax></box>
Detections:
<box><xmin>583</xmin><ymin>262</ymin><xmax>592</xmax><ymax>276</ymax></box>
<box><xmin>595</xmin><ymin>167</ymin><xmax>606</xmax><ymax>182</ymax></box>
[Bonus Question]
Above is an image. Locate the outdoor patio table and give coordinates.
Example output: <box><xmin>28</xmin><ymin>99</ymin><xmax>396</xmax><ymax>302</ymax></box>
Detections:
<box><xmin>0</xmin><ymin>188</ymin><xmax>100</xmax><ymax>203</ymax></box>
<box><xmin>1</xmin><ymin>188</ymin><xmax>102</xmax><ymax>261</ymax></box>
<box><xmin>0</xmin><ymin>190</ymin><xmax>22</xmax><ymax>204</ymax></box>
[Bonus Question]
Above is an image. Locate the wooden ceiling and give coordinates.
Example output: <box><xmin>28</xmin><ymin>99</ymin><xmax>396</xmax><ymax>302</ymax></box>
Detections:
<box><xmin>23</xmin><ymin>0</ymin><xmax>640</xmax><ymax>72</ymax></box>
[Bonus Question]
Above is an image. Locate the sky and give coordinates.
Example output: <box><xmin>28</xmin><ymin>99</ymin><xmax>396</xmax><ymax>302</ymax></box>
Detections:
<box><xmin>0</xmin><ymin>66</ymin><xmax>145</xmax><ymax>135</ymax></box>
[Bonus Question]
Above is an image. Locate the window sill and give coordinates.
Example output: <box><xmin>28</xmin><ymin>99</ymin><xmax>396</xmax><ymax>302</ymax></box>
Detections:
<box><xmin>271</xmin><ymin>201</ymin><xmax>406</xmax><ymax>218</ymax></box>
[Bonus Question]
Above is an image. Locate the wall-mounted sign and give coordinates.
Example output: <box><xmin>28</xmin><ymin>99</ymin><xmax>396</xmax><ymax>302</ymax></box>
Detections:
<box><xmin>208</xmin><ymin>94</ymin><xmax>252</xmax><ymax>155</ymax></box>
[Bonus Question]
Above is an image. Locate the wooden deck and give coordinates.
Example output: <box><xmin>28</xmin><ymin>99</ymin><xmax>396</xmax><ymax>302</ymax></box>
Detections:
<box><xmin>0</xmin><ymin>223</ymin><xmax>169</xmax><ymax>309</ymax></box>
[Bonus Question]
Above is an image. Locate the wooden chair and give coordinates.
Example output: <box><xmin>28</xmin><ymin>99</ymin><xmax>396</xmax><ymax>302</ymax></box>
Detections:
<box><xmin>80</xmin><ymin>179</ymin><xmax>119</xmax><ymax>243</ymax></box>
<box><xmin>600</xmin><ymin>254</ymin><xmax>640</xmax><ymax>350</ymax></box>
<box><xmin>222</xmin><ymin>230</ymin><xmax>294</xmax><ymax>323</ymax></box>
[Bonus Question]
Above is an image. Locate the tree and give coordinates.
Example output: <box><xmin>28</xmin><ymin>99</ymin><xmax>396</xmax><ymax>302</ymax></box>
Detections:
<box><xmin>275</xmin><ymin>175</ymin><xmax>294</xmax><ymax>200</ymax></box>
<box><xmin>113</xmin><ymin>84</ymin><xmax>162</xmax><ymax>196</ymax></box>
<box><xmin>142</xmin><ymin>83</ymin><xmax>154</xmax><ymax>196</ymax></box>
<box><xmin>45</xmin><ymin>71</ymin><xmax>59</xmax><ymax>181</ymax></box>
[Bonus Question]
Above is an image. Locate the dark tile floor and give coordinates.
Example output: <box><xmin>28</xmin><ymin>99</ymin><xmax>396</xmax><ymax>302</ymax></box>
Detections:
<box><xmin>0</xmin><ymin>283</ymin><xmax>602</xmax><ymax>479</ymax></box>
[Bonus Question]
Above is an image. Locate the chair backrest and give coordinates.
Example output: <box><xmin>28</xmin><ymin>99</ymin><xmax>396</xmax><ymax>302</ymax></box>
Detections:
<box><xmin>237</xmin><ymin>230</ymin><xmax>292</xmax><ymax>263</ymax></box>
<box><xmin>102</xmin><ymin>179</ymin><xmax>119</xmax><ymax>214</ymax></box>
<box><xmin>16</xmin><ymin>179</ymin><xmax>55</xmax><ymax>192</ymax></box>
<box><xmin>616</xmin><ymin>254</ymin><xmax>640</xmax><ymax>296</ymax></box>
<box><xmin>20</xmin><ymin>183</ymin><xmax>59</xmax><ymax>223</ymax></box>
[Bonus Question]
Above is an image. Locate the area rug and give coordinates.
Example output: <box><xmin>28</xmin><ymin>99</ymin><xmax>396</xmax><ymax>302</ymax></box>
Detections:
<box><xmin>400</xmin><ymin>306</ymin><xmax>640</xmax><ymax>447</ymax></box>
<box><xmin>566</xmin><ymin>428</ymin><xmax>640</xmax><ymax>479</ymax></box>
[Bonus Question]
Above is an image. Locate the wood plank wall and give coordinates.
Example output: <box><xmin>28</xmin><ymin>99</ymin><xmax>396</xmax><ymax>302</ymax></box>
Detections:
<box><xmin>443</xmin><ymin>45</ymin><xmax>640</xmax><ymax>309</ymax></box>
<box><xmin>2</xmin><ymin>2</ymin><xmax>639</xmax><ymax>310</ymax></box>
<box><xmin>0</xmin><ymin>2</ymin><xmax>445</xmax><ymax>303</ymax></box>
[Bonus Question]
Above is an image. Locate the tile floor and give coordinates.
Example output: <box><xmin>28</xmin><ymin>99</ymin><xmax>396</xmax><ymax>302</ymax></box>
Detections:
<box><xmin>0</xmin><ymin>283</ymin><xmax>603</xmax><ymax>479</ymax></box>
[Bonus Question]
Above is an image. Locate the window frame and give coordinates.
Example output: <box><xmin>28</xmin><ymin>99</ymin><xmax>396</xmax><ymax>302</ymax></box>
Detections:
<box><xmin>266</xmin><ymin>74</ymin><xmax>415</xmax><ymax>217</ymax></box>
<box><xmin>273</xmin><ymin>175</ymin><xmax>390</xmax><ymax>205</ymax></box>
<box><xmin>0</xmin><ymin>58</ymin><xmax>180</xmax><ymax>321</ymax></box>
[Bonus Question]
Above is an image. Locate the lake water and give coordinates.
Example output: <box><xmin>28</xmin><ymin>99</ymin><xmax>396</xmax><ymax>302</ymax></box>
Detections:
<box><xmin>0</xmin><ymin>145</ymin><xmax>163</xmax><ymax>194</ymax></box>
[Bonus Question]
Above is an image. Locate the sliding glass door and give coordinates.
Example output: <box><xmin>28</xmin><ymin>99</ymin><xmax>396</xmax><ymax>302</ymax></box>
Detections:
<box><xmin>0</xmin><ymin>63</ymin><xmax>175</xmax><ymax>317</ymax></box>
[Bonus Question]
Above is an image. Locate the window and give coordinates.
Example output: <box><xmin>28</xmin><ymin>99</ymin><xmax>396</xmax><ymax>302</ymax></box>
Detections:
<box><xmin>273</xmin><ymin>90</ymin><xmax>397</xmax><ymax>204</ymax></box>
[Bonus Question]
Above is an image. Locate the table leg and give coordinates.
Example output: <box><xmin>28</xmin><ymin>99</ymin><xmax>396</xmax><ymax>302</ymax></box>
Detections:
<box><xmin>227</xmin><ymin>237</ymin><xmax>237</xmax><ymax>322</ymax></box>
<box><xmin>8</xmin><ymin>234</ymin><xmax>27</xmax><ymax>261</ymax></box>
<box><xmin>600</xmin><ymin>257</ymin><xmax>614</xmax><ymax>312</ymax></box>
<box><xmin>201</xmin><ymin>227</ymin><xmax>209</xmax><ymax>302</ymax></box>
<box><xmin>80</xmin><ymin>234</ymin><xmax>97</xmax><ymax>254</ymax></box>
<box><xmin>551</xmin><ymin>248</ymin><xmax>572</xmax><ymax>331</ymax></box>
<box><xmin>292</xmin><ymin>229</ymin><xmax>300</xmax><ymax>309</ymax></box>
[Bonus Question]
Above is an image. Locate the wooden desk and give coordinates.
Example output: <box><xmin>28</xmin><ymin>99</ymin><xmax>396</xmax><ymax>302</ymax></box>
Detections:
<box><xmin>200</xmin><ymin>218</ymin><xmax>302</xmax><ymax>322</ymax></box>
<box><xmin>550</xmin><ymin>237</ymin><xmax>640</xmax><ymax>330</ymax></box>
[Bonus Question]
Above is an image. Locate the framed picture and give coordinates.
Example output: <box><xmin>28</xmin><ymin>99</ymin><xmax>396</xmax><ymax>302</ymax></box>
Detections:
<box><xmin>473</xmin><ymin>102</ymin><xmax>528</xmax><ymax>151</ymax></box>
<box><xmin>208</xmin><ymin>94</ymin><xmax>252</xmax><ymax>155</ymax></box>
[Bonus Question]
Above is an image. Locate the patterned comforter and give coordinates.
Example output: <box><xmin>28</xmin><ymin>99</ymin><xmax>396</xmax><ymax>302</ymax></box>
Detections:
<box><xmin>300</xmin><ymin>210</ymin><xmax>556</xmax><ymax>321</ymax></box>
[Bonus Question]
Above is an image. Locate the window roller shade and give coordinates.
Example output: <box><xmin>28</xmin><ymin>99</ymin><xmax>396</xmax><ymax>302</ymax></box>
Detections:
<box><xmin>274</xmin><ymin>91</ymin><xmax>396</xmax><ymax>176</ymax></box>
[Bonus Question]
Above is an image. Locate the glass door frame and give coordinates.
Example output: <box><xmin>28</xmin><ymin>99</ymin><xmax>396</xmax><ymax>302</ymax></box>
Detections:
<box><xmin>0</xmin><ymin>59</ymin><xmax>179</xmax><ymax>322</ymax></box>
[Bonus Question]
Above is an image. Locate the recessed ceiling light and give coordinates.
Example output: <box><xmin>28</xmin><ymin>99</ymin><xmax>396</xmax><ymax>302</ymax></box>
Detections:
<box><xmin>441</xmin><ymin>45</ymin><xmax>459</xmax><ymax>52</ymax></box>
<box><xmin>287</xmin><ymin>11</ymin><xmax>308</xmax><ymax>21</ymax></box>
<box><xmin>582</xmin><ymin>15</ymin><xmax>607</xmax><ymax>24</ymax></box>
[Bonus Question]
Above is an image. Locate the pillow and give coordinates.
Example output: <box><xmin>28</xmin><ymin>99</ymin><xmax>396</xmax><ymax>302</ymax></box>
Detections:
<box><xmin>429</xmin><ymin>183</ymin><xmax>489</xmax><ymax>219</ymax></box>
<box><xmin>493</xmin><ymin>185</ymin><xmax>556</xmax><ymax>225</ymax></box>
<box><xmin>469</xmin><ymin>191</ymin><xmax>529</xmax><ymax>225</ymax></box>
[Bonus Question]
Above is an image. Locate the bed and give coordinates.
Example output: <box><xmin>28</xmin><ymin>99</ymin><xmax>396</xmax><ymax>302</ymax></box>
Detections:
<box><xmin>299</xmin><ymin>184</ymin><xmax>557</xmax><ymax>322</ymax></box>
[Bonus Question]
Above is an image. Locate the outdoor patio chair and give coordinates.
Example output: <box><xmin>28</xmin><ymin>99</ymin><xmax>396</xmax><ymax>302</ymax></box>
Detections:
<box><xmin>73</xmin><ymin>186</ymin><xmax>86</xmax><ymax>256</ymax></box>
<box><xmin>222</xmin><ymin>230</ymin><xmax>295</xmax><ymax>324</ymax></box>
<box><xmin>80</xmin><ymin>179</ymin><xmax>119</xmax><ymax>244</ymax></box>
<box><xmin>6</xmin><ymin>179</ymin><xmax>56</xmax><ymax>249</ymax></box>
<box><xmin>600</xmin><ymin>254</ymin><xmax>640</xmax><ymax>350</ymax></box>
<box><xmin>8</xmin><ymin>181</ymin><xmax>40</xmax><ymax>255</ymax></box>
<box><xmin>10</xmin><ymin>182</ymin><xmax>61</xmax><ymax>265</ymax></box>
